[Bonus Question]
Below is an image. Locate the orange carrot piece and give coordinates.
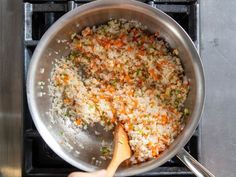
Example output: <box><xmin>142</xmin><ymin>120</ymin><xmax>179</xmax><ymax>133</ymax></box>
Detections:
<box><xmin>113</xmin><ymin>40</ymin><xmax>124</xmax><ymax>48</ymax></box>
<box><xmin>161</xmin><ymin>115</ymin><xmax>168</xmax><ymax>125</ymax></box>
<box><xmin>63</xmin><ymin>98</ymin><xmax>71</xmax><ymax>104</ymax></box>
<box><xmin>75</xmin><ymin>118</ymin><xmax>82</xmax><ymax>125</ymax></box>
<box><xmin>127</xmin><ymin>46</ymin><xmax>133</xmax><ymax>52</ymax></box>
<box><xmin>152</xmin><ymin>147</ymin><xmax>157</xmax><ymax>156</ymax></box>
<box><xmin>125</xmin><ymin>74</ymin><xmax>131</xmax><ymax>83</ymax></box>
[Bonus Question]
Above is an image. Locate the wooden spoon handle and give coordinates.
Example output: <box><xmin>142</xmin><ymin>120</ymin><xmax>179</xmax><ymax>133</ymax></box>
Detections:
<box><xmin>106</xmin><ymin>125</ymin><xmax>131</xmax><ymax>177</ymax></box>
<box><xmin>106</xmin><ymin>158</ymin><xmax>120</xmax><ymax>177</ymax></box>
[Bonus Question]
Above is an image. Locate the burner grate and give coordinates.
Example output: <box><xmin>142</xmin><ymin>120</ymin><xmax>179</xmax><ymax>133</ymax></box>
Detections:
<box><xmin>23</xmin><ymin>1</ymin><xmax>199</xmax><ymax>177</ymax></box>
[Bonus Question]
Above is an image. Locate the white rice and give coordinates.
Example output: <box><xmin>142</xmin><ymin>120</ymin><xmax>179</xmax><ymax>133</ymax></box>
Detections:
<box><xmin>48</xmin><ymin>19</ymin><xmax>189</xmax><ymax>164</ymax></box>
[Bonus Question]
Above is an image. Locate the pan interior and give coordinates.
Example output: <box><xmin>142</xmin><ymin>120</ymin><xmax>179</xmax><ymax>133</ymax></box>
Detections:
<box><xmin>27</xmin><ymin>1</ymin><xmax>204</xmax><ymax>176</ymax></box>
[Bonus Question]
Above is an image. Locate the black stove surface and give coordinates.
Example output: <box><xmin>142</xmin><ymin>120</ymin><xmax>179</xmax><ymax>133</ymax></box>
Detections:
<box><xmin>23</xmin><ymin>1</ymin><xmax>199</xmax><ymax>177</ymax></box>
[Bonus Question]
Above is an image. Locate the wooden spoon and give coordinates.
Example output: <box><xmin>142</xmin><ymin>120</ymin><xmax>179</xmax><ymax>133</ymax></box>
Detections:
<box><xmin>106</xmin><ymin>124</ymin><xmax>132</xmax><ymax>177</ymax></box>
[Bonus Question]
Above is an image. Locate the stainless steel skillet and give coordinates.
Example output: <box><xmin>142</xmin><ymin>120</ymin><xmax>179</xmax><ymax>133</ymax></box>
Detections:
<box><xmin>27</xmin><ymin>0</ymin><xmax>214</xmax><ymax>176</ymax></box>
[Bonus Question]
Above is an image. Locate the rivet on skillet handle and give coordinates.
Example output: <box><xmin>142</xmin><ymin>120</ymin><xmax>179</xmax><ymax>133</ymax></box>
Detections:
<box><xmin>177</xmin><ymin>148</ymin><xmax>215</xmax><ymax>177</ymax></box>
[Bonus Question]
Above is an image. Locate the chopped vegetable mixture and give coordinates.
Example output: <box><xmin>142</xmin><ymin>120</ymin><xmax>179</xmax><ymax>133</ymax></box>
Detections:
<box><xmin>49</xmin><ymin>19</ymin><xmax>189</xmax><ymax>164</ymax></box>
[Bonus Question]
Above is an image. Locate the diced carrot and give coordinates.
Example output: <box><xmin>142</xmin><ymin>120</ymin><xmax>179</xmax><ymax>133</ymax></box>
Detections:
<box><xmin>99</xmin><ymin>95</ymin><xmax>111</xmax><ymax>102</ymax></box>
<box><xmin>155</xmin><ymin>112</ymin><xmax>160</xmax><ymax>119</ymax></box>
<box><xmin>120</xmin><ymin>103</ymin><xmax>126</xmax><ymax>114</ymax></box>
<box><xmin>75</xmin><ymin>118</ymin><xmax>82</xmax><ymax>125</ymax></box>
<box><xmin>63</xmin><ymin>98</ymin><xmax>71</xmax><ymax>104</ymax></box>
<box><xmin>90</xmin><ymin>62</ymin><xmax>97</xmax><ymax>69</ymax></box>
<box><xmin>172</xmin><ymin>124</ymin><xmax>179</xmax><ymax>131</ymax></box>
<box><xmin>126</xmin><ymin>108</ymin><xmax>133</xmax><ymax>114</ymax></box>
<box><xmin>162</xmin><ymin>135</ymin><xmax>170</xmax><ymax>145</ymax></box>
<box><xmin>149</xmin><ymin>68</ymin><xmax>160</xmax><ymax>81</ymax></box>
<box><xmin>127</xmin><ymin>46</ymin><xmax>133</xmax><ymax>52</ymax></box>
<box><xmin>120</xmin><ymin>109</ymin><xmax>126</xmax><ymax>115</ymax></box>
<box><xmin>124</xmin><ymin>122</ymin><xmax>133</xmax><ymax>132</ymax></box>
<box><xmin>104</xmin><ymin>43</ymin><xmax>111</xmax><ymax>49</ymax></box>
<box><xmin>107</xmin><ymin>85</ymin><xmax>115</xmax><ymax>93</ymax></box>
<box><xmin>147</xmin><ymin>142</ymin><xmax>153</xmax><ymax>148</ymax></box>
<box><xmin>55</xmin><ymin>76</ymin><xmax>62</xmax><ymax>85</ymax></box>
<box><xmin>111</xmin><ymin>116</ymin><xmax>116</xmax><ymax>123</ymax></box>
<box><xmin>159</xmin><ymin>60</ymin><xmax>169</xmax><ymax>65</ymax></box>
<box><xmin>149</xmin><ymin>68</ymin><xmax>155</xmax><ymax>76</ymax></box>
<box><xmin>111</xmin><ymin>107</ymin><xmax>116</xmax><ymax>115</ymax></box>
<box><xmin>91</xmin><ymin>96</ymin><xmax>99</xmax><ymax>103</ymax></box>
<box><xmin>161</xmin><ymin>115</ymin><xmax>168</xmax><ymax>125</ymax></box>
<box><xmin>119</xmin><ymin>33</ymin><xmax>127</xmax><ymax>40</ymax></box>
<box><xmin>63</xmin><ymin>74</ymin><xmax>69</xmax><ymax>83</ymax></box>
<box><xmin>116</xmin><ymin>96</ymin><xmax>122</xmax><ymax>101</ymax></box>
<box><xmin>113</xmin><ymin>40</ymin><xmax>124</xmax><ymax>48</ymax></box>
<box><xmin>99</xmin><ymin>95</ymin><xmax>106</xmax><ymax>99</ymax></box>
<box><xmin>133</xmin><ymin>99</ymin><xmax>138</xmax><ymax>108</ymax></box>
<box><xmin>77</xmin><ymin>43</ymin><xmax>82</xmax><ymax>50</ymax></box>
<box><xmin>125</xmin><ymin>74</ymin><xmax>131</xmax><ymax>83</ymax></box>
<box><xmin>128</xmin><ymin>89</ymin><xmax>134</xmax><ymax>97</ymax></box>
<box><xmin>168</xmin><ymin>107</ymin><xmax>176</xmax><ymax>113</ymax></box>
<box><xmin>128</xmin><ymin>123</ymin><xmax>133</xmax><ymax>130</ymax></box>
<box><xmin>152</xmin><ymin>147</ymin><xmax>157</xmax><ymax>156</ymax></box>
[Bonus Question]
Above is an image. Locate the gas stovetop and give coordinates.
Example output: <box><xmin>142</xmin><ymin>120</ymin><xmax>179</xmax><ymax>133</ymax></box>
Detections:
<box><xmin>23</xmin><ymin>1</ymin><xmax>199</xmax><ymax>177</ymax></box>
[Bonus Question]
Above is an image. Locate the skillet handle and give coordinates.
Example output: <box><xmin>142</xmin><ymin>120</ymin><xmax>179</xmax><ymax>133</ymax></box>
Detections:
<box><xmin>177</xmin><ymin>148</ymin><xmax>215</xmax><ymax>177</ymax></box>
